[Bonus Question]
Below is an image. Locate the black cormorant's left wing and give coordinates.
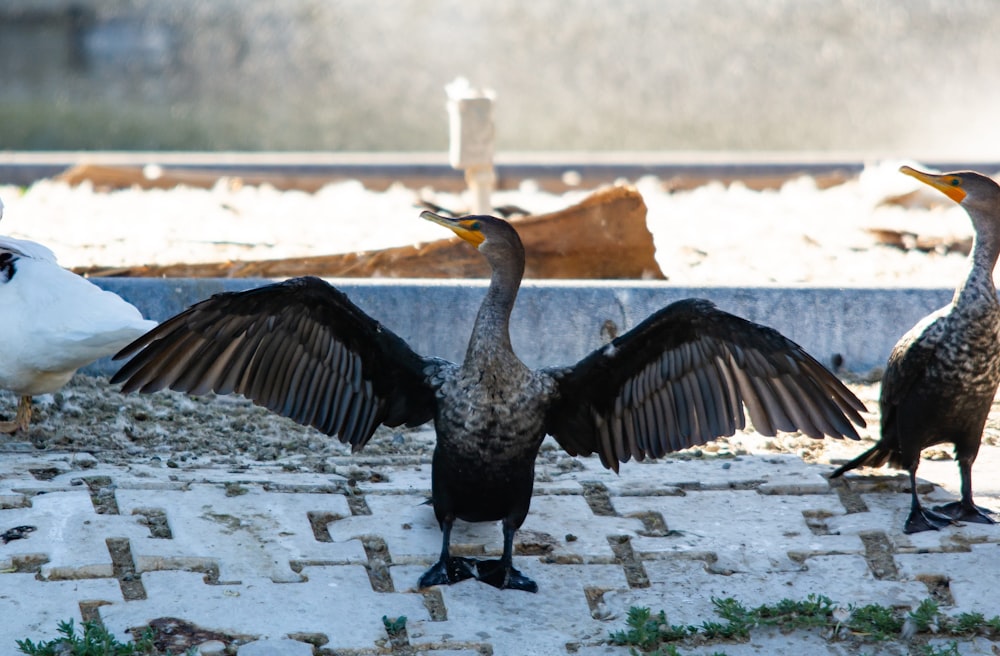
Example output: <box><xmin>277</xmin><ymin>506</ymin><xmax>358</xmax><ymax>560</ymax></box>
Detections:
<box><xmin>543</xmin><ymin>298</ymin><xmax>866</xmax><ymax>471</ymax></box>
<box><xmin>111</xmin><ymin>276</ymin><xmax>438</xmax><ymax>451</ymax></box>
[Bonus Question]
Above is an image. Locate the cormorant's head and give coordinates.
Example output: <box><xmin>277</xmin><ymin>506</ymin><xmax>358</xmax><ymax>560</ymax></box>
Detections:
<box><xmin>421</xmin><ymin>210</ymin><xmax>526</xmax><ymax>277</ymax></box>
<box><xmin>421</xmin><ymin>211</ymin><xmax>523</xmax><ymax>252</ymax></box>
<box><xmin>900</xmin><ymin>165</ymin><xmax>1000</xmax><ymax>208</ymax></box>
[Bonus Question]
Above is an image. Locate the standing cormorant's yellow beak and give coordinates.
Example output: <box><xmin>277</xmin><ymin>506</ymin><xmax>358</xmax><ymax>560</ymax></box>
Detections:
<box><xmin>900</xmin><ymin>165</ymin><xmax>967</xmax><ymax>204</ymax></box>
<box><xmin>421</xmin><ymin>210</ymin><xmax>486</xmax><ymax>247</ymax></box>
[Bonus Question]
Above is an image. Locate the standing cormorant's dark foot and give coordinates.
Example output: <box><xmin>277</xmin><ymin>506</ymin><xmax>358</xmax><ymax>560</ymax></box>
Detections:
<box><xmin>932</xmin><ymin>501</ymin><xmax>996</xmax><ymax>525</ymax></box>
<box><xmin>418</xmin><ymin>556</ymin><xmax>478</xmax><ymax>588</ymax></box>
<box><xmin>904</xmin><ymin>506</ymin><xmax>955</xmax><ymax>534</ymax></box>
<box><xmin>475</xmin><ymin>559</ymin><xmax>538</xmax><ymax>592</ymax></box>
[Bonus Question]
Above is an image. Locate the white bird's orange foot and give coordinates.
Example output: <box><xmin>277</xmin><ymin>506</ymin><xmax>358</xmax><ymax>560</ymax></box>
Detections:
<box><xmin>0</xmin><ymin>396</ymin><xmax>33</xmax><ymax>433</ymax></box>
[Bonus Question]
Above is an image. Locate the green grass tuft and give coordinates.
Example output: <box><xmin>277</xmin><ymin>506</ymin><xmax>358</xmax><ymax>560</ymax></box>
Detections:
<box><xmin>846</xmin><ymin>602</ymin><xmax>903</xmax><ymax>640</ymax></box>
<box><xmin>610</xmin><ymin>595</ymin><xmax>1000</xmax><ymax>655</ymax></box>
<box><xmin>16</xmin><ymin>619</ymin><xmax>196</xmax><ymax>656</ymax></box>
<box><xmin>381</xmin><ymin>615</ymin><xmax>408</xmax><ymax>637</ymax></box>
<box><xmin>17</xmin><ymin>620</ymin><xmax>152</xmax><ymax>655</ymax></box>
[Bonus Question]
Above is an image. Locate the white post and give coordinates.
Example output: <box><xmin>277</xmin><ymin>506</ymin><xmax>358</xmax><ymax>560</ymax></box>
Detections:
<box><xmin>446</xmin><ymin>77</ymin><xmax>496</xmax><ymax>215</ymax></box>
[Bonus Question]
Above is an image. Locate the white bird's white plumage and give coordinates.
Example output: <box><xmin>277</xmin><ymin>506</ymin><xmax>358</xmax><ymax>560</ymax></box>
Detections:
<box><xmin>0</xmin><ymin>198</ymin><xmax>156</xmax><ymax>430</ymax></box>
<box><xmin>0</xmin><ymin>239</ymin><xmax>156</xmax><ymax>394</ymax></box>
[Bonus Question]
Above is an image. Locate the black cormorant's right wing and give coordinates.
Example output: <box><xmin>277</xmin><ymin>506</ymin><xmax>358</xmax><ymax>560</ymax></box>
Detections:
<box><xmin>543</xmin><ymin>298</ymin><xmax>866</xmax><ymax>471</ymax></box>
<box><xmin>111</xmin><ymin>276</ymin><xmax>437</xmax><ymax>451</ymax></box>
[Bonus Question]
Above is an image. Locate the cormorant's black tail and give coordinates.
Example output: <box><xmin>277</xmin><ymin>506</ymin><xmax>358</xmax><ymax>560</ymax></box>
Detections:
<box><xmin>828</xmin><ymin>444</ymin><xmax>891</xmax><ymax>478</ymax></box>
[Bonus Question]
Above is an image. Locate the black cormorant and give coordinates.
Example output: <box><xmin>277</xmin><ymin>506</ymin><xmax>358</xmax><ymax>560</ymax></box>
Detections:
<box><xmin>830</xmin><ymin>166</ymin><xmax>1000</xmax><ymax>533</ymax></box>
<box><xmin>113</xmin><ymin>210</ymin><xmax>866</xmax><ymax>591</ymax></box>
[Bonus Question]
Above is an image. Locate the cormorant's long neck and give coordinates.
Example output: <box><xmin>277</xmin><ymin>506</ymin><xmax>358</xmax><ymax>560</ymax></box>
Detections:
<box><xmin>463</xmin><ymin>246</ymin><xmax>525</xmax><ymax>370</ymax></box>
<box><xmin>956</xmin><ymin>206</ymin><xmax>1000</xmax><ymax>309</ymax></box>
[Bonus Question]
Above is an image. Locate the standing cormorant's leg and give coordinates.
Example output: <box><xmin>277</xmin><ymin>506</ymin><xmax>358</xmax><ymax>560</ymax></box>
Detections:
<box><xmin>904</xmin><ymin>467</ymin><xmax>954</xmax><ymax>533</ymax></box>
<box><xmin>933</xmin><ymin>459</ymin><xmax>996</xmax><ymax>524</ymax></box>
<box><xmin>418</xmin><ymin>520</ymin><xmax>477</xmax><ymax>588</ymax></box>
<box><xmin>476</xmin><ymin>521</ymin><xmax>537</xmax><ymax>593</ymax></box>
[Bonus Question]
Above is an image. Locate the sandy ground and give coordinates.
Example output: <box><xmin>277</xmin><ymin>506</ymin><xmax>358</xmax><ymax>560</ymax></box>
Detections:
<box><xmin>4</xmin><ymin>371</ymin><xmax>999</xmax><ymax>480</ymax></box>
<box><xmin>0</xmin><ymin>375</ymin><xmax>874</xmax><ymax>470</ymax></box>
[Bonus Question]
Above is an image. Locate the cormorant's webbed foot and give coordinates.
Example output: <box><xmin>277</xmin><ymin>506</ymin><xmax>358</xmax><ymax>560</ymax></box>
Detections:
<box><xmin>933</xmin><ymin>501</ymin><xmax>996</xmax><ymax>525</ymax></box>
<box><xmin>904</xmin><ymin>506</ymin><xmax>955</xmax><ymax>534</ymax></box>
<box><xmin>476</xmin><ymin>559</ymin><xmax>538</xmax><ymax>593</ymax></box>
<box><xmin>418</xmin><ymin>556</ymin><xmax>477</xmax><ymax>588</ymax></box>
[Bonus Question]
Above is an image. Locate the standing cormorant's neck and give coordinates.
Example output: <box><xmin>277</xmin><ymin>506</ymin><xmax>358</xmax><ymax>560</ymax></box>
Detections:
<box><xmin>463</xmin><ymin>242</ymin><xmax>526</xmax><ymax>370</ymax></box>
<box><xmin>957</xmin><ymin>204</ymin><xmax>1000</xmax><ymax>306</ymax></box>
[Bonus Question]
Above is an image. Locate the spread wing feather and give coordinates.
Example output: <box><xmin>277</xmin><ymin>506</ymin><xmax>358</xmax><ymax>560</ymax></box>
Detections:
<box><xmin>112</xmin><ymin>276</ymin><xmax>436</xmax><ymax>450</ymax></box>
<box><xmin>544</xmin><ymin>298</ymin><xmax>866</xmax><ymax>471</ymax></box>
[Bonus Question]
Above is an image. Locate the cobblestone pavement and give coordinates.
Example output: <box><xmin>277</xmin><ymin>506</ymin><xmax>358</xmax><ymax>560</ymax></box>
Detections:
<box><xmin>2</xmin><ymin>428</ymin><xmax>1000</xmax><ymax>656</ymax></box>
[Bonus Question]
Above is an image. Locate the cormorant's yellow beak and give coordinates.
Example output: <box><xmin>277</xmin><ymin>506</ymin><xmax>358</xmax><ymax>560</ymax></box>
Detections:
<box><xmin>421</xmin><ymin>210</ymin><xmax>486</xmax><ymax>247</ymax></box>
<box><xmin>900</xmin><ymin>165</ymin><xmax>967</xmax><ymax>204</ymax></box>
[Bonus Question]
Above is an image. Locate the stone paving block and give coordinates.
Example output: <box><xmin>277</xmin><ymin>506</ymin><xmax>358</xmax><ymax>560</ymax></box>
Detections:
<box><xmin>195</xmin><ymin>640</ymin><xmax>227</xmax><ymax>655</ymax></box>
<box><xmin>830</xmin><ymin>463</ymin><xmax>1000</xmax><ymax>517</ymax></box>
<box><xmin>350</xmin><ymin>464</ymin><xmax>435</xmax><ymax>495</ymax></box>
<box><xmin>756</xmin><ymin>466</ymin><xmax>835</xmax><ymax>495</ymax></box>
<box><xmin>0</xmin><ymin>463</ymin><xmax>186</xmax><ymax>502</ymax></box>
<box><xmin>823</xmin><ymin>491</ymin><xmax>910</xmax><ymax>536</ymax></box>
<box><xmin>530</xmin><ymin>475</ymin><xmax>590</xmax><ymax>496</ymax></box>
<box><xmin>898</xmin><ymin>522</ymin><xmax>1000</xmax><ymax>555</ymax></box>
<box><xmin>332</xmin><ymin>492</ymin><xmax>624</xmax><ymax>572</ymax></box>
<box><xmin>943</xmin><ymin>637</ymin><xmax>1000</xmax><ymax>656</ymax></box>
<box><xmin>161</xmin><ymin>467</ymin><xmax>351</xmax><ymax>489</ymax></box>
<box><xmin>519</xmin><ymin>494</ymin><xmax>645</xmax><ymax>559</ymax></box>
<box><xmin>115</xmin><ymin>484</ymin><xmax>365</xmax><ymax>584</ymax></box>
<box><xmin>0</xmin><ymin>574</ymin><xmax>123</xmax><ymax>651</ymax></box>
<box><xmin>570</xmin><ymin>647</ymin><xmax>633</xmax><ymax>656</ymax></box>
<box><xmin>395</xmin><ymin>563</ymin><xmax>628</xmax><ymax>655</ymax></box>
<box><xmin>0</xmin><ymin>492</ymin><xmax>28</xmax><ymax>509</ymax></box>
<box><xmin>339</xmin><ymin>490</ymin><xmax>645</xmax><ymax>569</ymax></box>
<box><xmin>100</xmin><ymin>567</ymin><xmax>430</xmax><ymax>648</ymax></box>
<box><xmin>896</xmin><ymin>543</ymin><xmax>1000</xmax><ymax>610</ymax></box>
<box><xmin>590</xmin><ymin>454</ymin><xmax>825</xmax><ymax>495</ymax></box>
<box><xmin>658</xmin><ymin>625</ymin><xmax>850</xmax><ymax>656</ymax></box>
<box><xmin>0</xmin><ymin>462</ymin><xmax>52</xmax><ymax>493</ymax></box>
<box><xmin>825</xmin><ymin>492</ymin><xmax>1000</xmax><ymax>555</ymax></box>
<box><xmin>0</xmin><ymin>488</ymin><xmax>151</xmax><ymax>579</ymax></box>
<box><xmin>236</xmin><ymin>637</ymin><xmax>314</xmax><ymax>655</ymax></box>
<box><xmin>328</xmin><ymin>493</ymin><xmax>448</xmax><ymax>568</ymax></box>
<box><xmin>0</xmin><ymin>452</ymin><xmax>88</xmax><ymax>478</ymax></box>
<box><xmin>617</xmin><ymin>489</ymin><xmax>849</xmax><ymax>573</ymax></box>
<box><xmin>593</xmin><ymin>459</ymin><xmax>740</xmax><ymax>494</ymax></box>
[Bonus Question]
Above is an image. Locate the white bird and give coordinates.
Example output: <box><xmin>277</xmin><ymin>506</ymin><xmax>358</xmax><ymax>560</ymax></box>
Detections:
<box><xmin>0</xmin><ymin>197</ymin><xmax>157</xmax><ymax>433</ymax></box>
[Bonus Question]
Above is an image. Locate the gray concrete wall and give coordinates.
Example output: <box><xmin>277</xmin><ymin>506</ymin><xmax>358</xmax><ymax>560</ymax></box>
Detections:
<box><xmin>3</xmin><ymin>1</ymin><xmax>1000</xmax><ymax>156</ymax></box>
<box><xmin>84</xmin><ymin>278</ymin><xmax>954</xmax><ymax>378</ymax></box>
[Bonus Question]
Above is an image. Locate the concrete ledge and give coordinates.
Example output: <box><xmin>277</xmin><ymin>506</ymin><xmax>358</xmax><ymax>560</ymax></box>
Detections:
<box><xmin>82</xmin><ymin>278</ymin><xmax>954</xmax><ymax>378</ymax></box>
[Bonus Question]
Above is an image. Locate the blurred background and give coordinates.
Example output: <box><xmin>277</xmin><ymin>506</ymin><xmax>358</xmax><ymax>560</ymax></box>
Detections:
<box><xmin>2</xmin><ymin>0</ymin><xmax>999</xmax><ymax>155</ymax></box>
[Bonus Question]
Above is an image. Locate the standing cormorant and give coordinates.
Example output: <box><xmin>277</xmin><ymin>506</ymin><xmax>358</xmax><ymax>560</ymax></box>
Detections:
<box><xmin>830</xmin><ymin>166</ymin><xmax>1000</xmax><ymax>533</ymax></box>
<box><xmin>112</xmin><ymin>209</ymin><xmax>865</xmax><ymax>592</ymax></box>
